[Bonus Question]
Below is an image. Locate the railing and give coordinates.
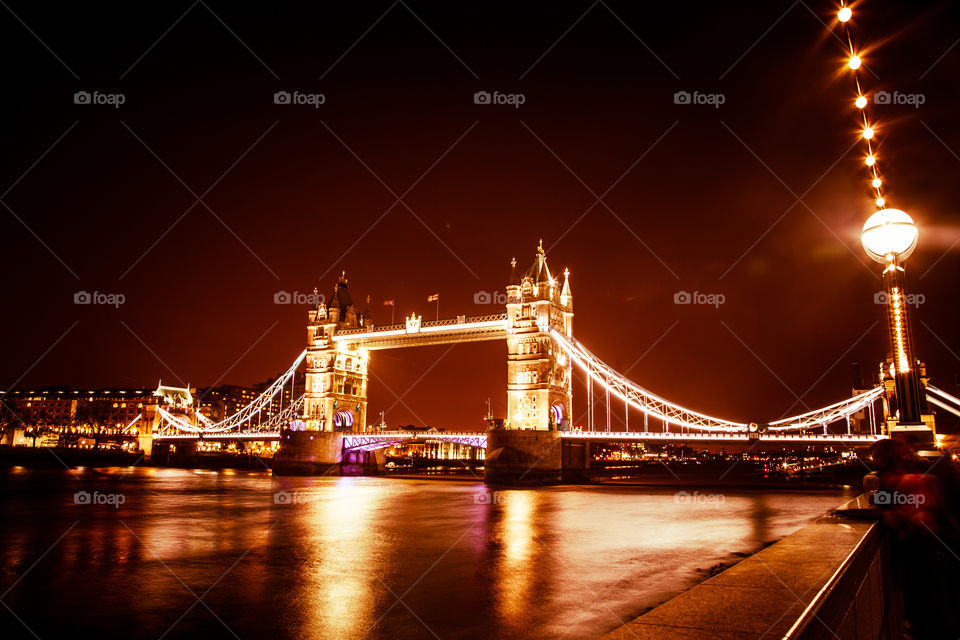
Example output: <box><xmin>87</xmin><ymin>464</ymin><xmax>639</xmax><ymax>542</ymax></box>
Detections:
<box><xmin>602</xmin><ymin>495</ymin><xmax>901</xmax><ymax>639</ymax></box>
<box><xmin>562</xmin><ymin>431</ymin><xmax>882</xmax><ymax>441</ymax></box>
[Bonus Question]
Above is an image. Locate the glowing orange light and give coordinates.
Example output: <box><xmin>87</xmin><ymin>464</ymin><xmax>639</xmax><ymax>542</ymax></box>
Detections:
<box><xmin>876</xmin><ymin>197</ymin><xmax>886</xmax><ymax>207</ymax></box>
<box><xmin>855</xmin><ymin>95</ymin><xmax>867</xmax><ymax>109</ymax></box>
<box><xmin>872</xmin><ymin>178</ymin><xmax>882</xmax><ymax>188</ymax></box>
<box><xmin>848</xmin><ymin>55</ymin><xmax>862</xmax><ymax>70</ymax></box>
<box><xmin>838</xmin><ymin>7</ymin><xmax>852</xmax><ymax>22</ymax></box>
<box><xmin>863</xmin><ymin>127</ymin><xmax>874</xmax><ymax>140</ymax></box>
<box><xmin>865</xmin><ymin>155</ymin><xmax>876</xmax><ymax>166</ymax></box>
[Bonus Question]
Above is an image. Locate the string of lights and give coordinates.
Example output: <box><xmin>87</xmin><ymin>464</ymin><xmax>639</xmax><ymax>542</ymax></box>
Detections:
<box><xmin>837</xmin><ymin>2</ymin><xmax>888</xmax><ymax>210</ymax></box>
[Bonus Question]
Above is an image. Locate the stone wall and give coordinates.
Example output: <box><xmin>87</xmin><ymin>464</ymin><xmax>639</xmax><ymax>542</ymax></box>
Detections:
<box><xmin>603</xmin><ymin>494</ymin><xmax>902</xmax><ymax>639</ymax></box>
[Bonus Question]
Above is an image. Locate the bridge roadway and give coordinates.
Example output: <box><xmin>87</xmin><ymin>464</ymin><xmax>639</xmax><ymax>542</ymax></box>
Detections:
<box><xmin>153</xmin><ymin>430</ymin><xmax>884</xmax><ymax>449</ymax></box>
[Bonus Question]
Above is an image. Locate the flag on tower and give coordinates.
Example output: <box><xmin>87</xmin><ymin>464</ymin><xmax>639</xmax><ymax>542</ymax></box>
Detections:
<box><xmin>383</xmin><ymin>300</ymin><xmax>394</xmax><ymax>306</ymax></box>
<box><xmin>427</xmin><ymin>294</ymin><xmax>439</xmax><ymax>302</ymax></box>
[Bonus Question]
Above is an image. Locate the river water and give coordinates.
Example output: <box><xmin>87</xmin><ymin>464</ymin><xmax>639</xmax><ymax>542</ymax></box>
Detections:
<box><xmin>0</xmin><ymin>467</ymin><xmax>852</xmax><ymax>639</ymax></box>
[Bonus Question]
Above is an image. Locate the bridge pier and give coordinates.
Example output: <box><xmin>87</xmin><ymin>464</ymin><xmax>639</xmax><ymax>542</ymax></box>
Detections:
<box><xmin>485</xmin><ymin>429</ymin><xmax>591</xmax><ymax>485</ymax></box>
<box><xmin>150</xmin><ymin>441</ymin><xmax>170</xmax><ymax>465</ymax></box>
<box><xmin>272</xmin><ymin>431</ymin><xmax>385</xmax><ymax>476</ymax></box>
<box><xmin>341</xmin><ymin>448</ymin><xmax>386</xmax><ymax>476</ymax></box>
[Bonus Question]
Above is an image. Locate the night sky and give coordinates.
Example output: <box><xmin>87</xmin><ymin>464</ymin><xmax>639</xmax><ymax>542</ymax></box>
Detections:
<box><xmin>2</xmin><ymin>1</ymin><xmax>959</xmax><ymax>431</ymax></box>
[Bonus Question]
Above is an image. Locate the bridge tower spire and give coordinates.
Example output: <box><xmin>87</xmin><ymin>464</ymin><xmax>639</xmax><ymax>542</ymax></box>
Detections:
<box><xmin>505</xmin><ymin>242</ymin><xmax>573</xmax><ymax>430</ymax></box>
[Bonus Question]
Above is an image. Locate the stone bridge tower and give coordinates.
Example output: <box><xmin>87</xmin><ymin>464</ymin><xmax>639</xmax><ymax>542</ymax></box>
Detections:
<box><xmin>304</xmin><ymin>273</ymin><xmax>370</xmax><ymax>432</ymax></box>
<box><xmin>505</xmin><ymin>241</ymin><xmax>574</xmax><ymax>430</ymax></box>
<box><xmin>487</xmin><ymin>242</ymin><xmax>582</xmax><ymax>485</ymax></box>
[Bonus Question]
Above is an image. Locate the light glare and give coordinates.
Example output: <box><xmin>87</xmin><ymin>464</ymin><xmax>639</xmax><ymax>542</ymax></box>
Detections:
<box><xmin>872</xmin><ymin>178</ymin><xmax>882</xmax><ymax>188</ymax></box>
<box><xmin>865</xmin><ymin>155</ymin><xmax>876</xmax><ymax>166</ymax></box>
<box><xmin>838</xmin><ymin>7</ymin><xmax>852</xmax><ymax>22</ymax></box>
<box><xmin>876</xmin><ymin>197</ymin><xmax>886</xmax><ymax>207</ymax></box>
<box><xmin>855</xmin><ymin>96</ymin><xmax>867</xmax><ymax>108</ymax></box>
<box><xmin>861</xmin><ymin>208</ymin><xmax>918</xmax><ymax>263</ymax></box>
<box><xmin>848</xmin><ymin>55</ymin><xmax>862</xmax><ymax>70</ymax></box>
<box><xmin>863</xmin><ymin>127</ymin><xmax>874</xmax><ymax>140</ymax></box>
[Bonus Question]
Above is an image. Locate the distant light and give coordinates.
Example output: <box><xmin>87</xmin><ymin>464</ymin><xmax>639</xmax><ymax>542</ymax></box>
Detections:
<box><xmin>865</xmin><ymin>155</ymin><xmax>876</xmax><ymax>166</ymax></box>
<box><xmin>876</xmin><ymin>197</ymin><xmax>886</xmax><ymax>207</ymax></box>
<box><xmin>872</xmin><ymin>178</ymin><xmax>882</xmax><ymax>188</ymax></box>
<box><xmin>848</xmin><ymin>55</ymin><xmax>862</xmax><ymax>70</ymax></box>
<box><xmin>838</xmin><ymin>7</ymin><xmax>852</xmax><ymax>22</ymax></box>
<box><xmin>863</xmin><ymin>127</ymin><xmax>875</xmax><ymax>140</ymax></box>
<box><xmin>855</xmin><ymin>96</ymin><xmax>868</xmax><ymax>109</ymax></box>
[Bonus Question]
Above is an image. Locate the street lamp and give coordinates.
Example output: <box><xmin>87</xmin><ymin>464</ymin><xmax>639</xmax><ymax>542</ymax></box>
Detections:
<box><xmin>861</xmin><ymin>209</ymin><xmax>929</xmax><ymax>436</ymax></box>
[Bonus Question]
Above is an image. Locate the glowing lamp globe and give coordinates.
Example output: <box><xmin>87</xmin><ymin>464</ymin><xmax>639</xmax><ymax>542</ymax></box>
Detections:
<box><xmin>861</xmin><ymin>208</ymin><xmax>918</xmax><ymax>263</ymax></box>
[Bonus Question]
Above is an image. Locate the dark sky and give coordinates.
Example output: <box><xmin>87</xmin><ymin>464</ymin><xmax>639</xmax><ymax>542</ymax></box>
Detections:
<box><xmin>2</xmin><ymin>1</ymin><xmax>959</xmax><ymax>431</ymax></box>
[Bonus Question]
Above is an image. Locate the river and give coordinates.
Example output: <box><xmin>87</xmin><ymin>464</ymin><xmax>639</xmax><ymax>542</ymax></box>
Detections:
<box><xmin>0</xmin><ymin>467</ymin><xmax>852</xmax><ymax>639</ymax></box>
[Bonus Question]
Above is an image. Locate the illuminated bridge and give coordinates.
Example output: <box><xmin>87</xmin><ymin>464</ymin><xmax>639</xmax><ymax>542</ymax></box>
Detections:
<box><xmin>144</xmin><ymin>243</ymin><xmax>957</xmax><ymax>482</ymax></box>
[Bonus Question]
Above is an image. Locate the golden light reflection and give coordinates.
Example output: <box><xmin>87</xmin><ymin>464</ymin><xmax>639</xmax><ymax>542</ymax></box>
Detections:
<box><xmin>297</xmin><ymin>477</ymin><xmax>385</xmax><ymax>640</ymax></box>
<box><xmin>492</xmin><ymin>490</ymin><xmax>536</xmax><ymax>624</ymax></box>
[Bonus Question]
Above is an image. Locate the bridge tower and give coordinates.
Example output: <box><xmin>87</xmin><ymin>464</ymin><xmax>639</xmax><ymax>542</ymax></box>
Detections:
<box><xmin>505</xmin><ymin>241</ymin><xmax>573</xmax><ymax>430</ymax></box>
<box><xmin>303</xmin><ymin>273</ymin><xmax>370</xmax><ymax>432</ymax></box>
<box><xmin>487</xmin><ymin>242</ymin><xmax>585</xmax><ymax>485</ymax></box>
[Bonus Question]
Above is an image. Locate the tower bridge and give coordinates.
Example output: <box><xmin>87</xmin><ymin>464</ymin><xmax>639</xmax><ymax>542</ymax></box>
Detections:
<box><xmin>142</xmin><ymin>240</ymin><xmax>960</xmax><ymax>484</ymax></box>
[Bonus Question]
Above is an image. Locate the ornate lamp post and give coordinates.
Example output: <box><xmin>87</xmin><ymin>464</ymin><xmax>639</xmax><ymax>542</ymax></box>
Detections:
<box><xmin>861</xmin><ymin>209</ymin><xmax>930</xmax><ymax>439</ymax></box>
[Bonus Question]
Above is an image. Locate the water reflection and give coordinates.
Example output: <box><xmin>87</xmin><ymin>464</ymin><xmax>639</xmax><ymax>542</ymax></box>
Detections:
<box><xmin>0</xmin><ymin>469</ymin><xmax>853</xmax><ymax>640</ymax></box>
<box><xmin>297</xmin><ymin>477</ymin><xmax>386</xmax><ymax>640</ymax></box>
<box><xmin>491</xmin><ymin>490</ymin><xmax>539</xmax><ymax>631</ymax></box>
